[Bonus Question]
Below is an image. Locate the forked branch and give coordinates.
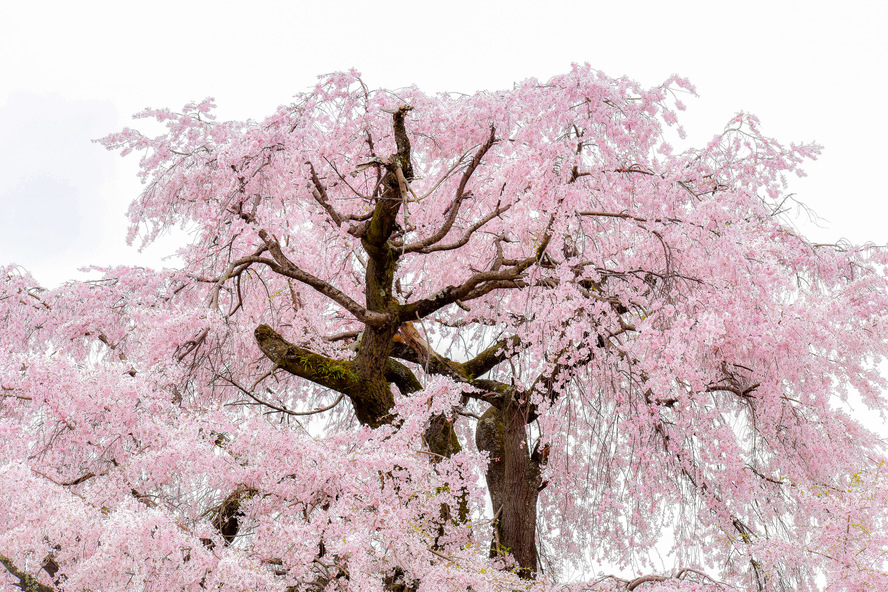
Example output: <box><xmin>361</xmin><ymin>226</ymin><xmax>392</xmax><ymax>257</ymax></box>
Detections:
<box><xmin>399</xmin><ymin>236</ymin><xmax>550</xmax><ymax>322</ymax></box>
<box><xmin>256</xmin><ymin>230</ymin><xmax>389</xmax><ymax>327</ymax></box>
<box><xmin>404</xmin><ymin>126</ymin><xmax>497</xmax><ymax>253</ymax></box>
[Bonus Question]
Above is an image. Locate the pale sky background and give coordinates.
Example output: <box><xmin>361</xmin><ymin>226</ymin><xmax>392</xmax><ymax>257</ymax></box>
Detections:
<box><xmin>1</xmin><ymin>0</ymin><xmax>886</xmax><ymax>288</ymax></box>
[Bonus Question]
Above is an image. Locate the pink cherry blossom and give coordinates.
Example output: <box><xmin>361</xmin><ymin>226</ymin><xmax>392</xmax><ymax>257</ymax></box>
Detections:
<box><xmin>2</xmin><ymin>65</ymin><xmax>888</xmax><ymax>591</ymax></box>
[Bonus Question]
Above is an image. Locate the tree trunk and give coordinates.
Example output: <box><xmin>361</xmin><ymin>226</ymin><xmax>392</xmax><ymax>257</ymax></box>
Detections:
<box><xmin>475</xmin><ymin>390</ymin><xmax>544</xmax><ymax>579</ymax></box>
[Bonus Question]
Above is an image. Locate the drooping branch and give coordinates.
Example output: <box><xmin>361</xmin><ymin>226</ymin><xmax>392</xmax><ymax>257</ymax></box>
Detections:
<box><xmin>640</xmin><ymin>384</ymin><xmax>771</xmax><ymax>587</ymax></box>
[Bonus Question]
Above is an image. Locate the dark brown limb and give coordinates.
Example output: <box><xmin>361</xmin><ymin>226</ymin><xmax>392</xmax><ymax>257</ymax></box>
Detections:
<box><xmin>354</xmin><ymin>106</ymin><xmax>416</xmax><ymax>399</ymax></box>
<box><xmin>404</xmin><ymin>127</ymin><xmax>497</xmax><ymax>253</ymax></box>
<box><xmin>398</xmin><ymin>241</ymin><xmax>549</xmax><ymax>322</ymax></box>
<box><xmin>253</xmin><ymin>231</ymin><xmax>390</xmax><ymax>327</ymax></box>
<box><xmin>0</xmin><ymin>554</ymin><xmax>54</xmax><ymax>592</ymax></box>
<box><xmin>463</xmin><ymin>336</ymin><xmax>521</xmax><ymax>379</ymax></box>
<box><xmin>254</xmin><ymin>325</ymin><xmax>412</xmax><ymax>429</ymax></box>
<box><xmin>387</xmin><ymin>342</ymin><xmax>510</xmax><ymax>408</ymax></box>
<box><xmin>412</xmin><ymin>203</ymin><xmax>511</xmax><ymax>255</ymax></box>
<box><xmin>207</xmin><ymin>487</ymin><xmax>257</xmax><ymax>546</ymax></box>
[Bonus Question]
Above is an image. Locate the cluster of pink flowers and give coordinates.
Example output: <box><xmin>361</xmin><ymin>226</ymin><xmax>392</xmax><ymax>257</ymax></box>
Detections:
<box><xmin>2</xmin><ymin>66</ymin><xmax>887</xmax><ymax>590</ymax></box>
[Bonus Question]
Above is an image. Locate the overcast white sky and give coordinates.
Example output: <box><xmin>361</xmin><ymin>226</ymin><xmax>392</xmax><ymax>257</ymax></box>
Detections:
<box><xmin>2</xmin><ymin>0</ymin><xmax>886</xmax><ymax>287</ymax></box>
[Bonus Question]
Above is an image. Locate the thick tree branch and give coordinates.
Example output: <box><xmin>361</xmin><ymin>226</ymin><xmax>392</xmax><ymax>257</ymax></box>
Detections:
<box><xmin>387</xmin><ymin>341</ymin><xmax>510</xmax><ymax>408</ymax></box>
<box><xmin>254</xmin><ymin>325</ymin><xmax>361</xmax><ymax>396</ymax></box>
<box><xmin>384</xmin><ymin>357</ymin><xmax>423</xmax><ymax>395</ymax></box>
<box><xmin>363</xmin><ymin>104</ymin><xmax>414</xmax><ymax>255</ymax></box>
<box><xmin>462</xmin><ymin>336</ymin><xmax>522</xmax><ymax>379</ymax></box>
<box><xmin>254</xmin><ymin>325</ymin><xmax>425</xmax><ymax>428</ymax></box>
<box><xmin>389</xmin><ymin>340</ymin><xmax>462</xmax><ymax>380</ymax></box>
<box><xmin>0</xmin><ymin>554</ymin><xmax>54</xmax><ymax>592</ymax></box>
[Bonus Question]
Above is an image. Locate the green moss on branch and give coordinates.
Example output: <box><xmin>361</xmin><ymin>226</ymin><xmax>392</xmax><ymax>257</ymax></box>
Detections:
<box><xmin>254</xmin><ymin>324</ymin><xmax>360</xmax><ymax>395</ymax></box>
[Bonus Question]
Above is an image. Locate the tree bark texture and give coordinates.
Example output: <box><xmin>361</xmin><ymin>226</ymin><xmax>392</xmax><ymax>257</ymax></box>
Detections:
<box><xmin>475</xmin><ymin>391</ymin><xmax>544</xmax><ymax>579</ymax></box>
<box><xmin>251</xmin><ymin>105</ymin><xmax>544</xmax><ymax>582</ymax></box>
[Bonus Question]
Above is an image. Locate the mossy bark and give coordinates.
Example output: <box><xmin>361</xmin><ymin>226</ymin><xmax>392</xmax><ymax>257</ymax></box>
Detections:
<box><xmin>0</xmin><ymin>555</ymin><xmax>54</xmax><ymax>592</ymax></box>
<box><xmin>251</xmin><ymin>106</ymin><xmax>542</xmax><ymax>585</ymax></box>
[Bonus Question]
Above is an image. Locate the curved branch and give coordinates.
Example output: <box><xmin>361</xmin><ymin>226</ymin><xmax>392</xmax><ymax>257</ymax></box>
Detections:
<box><xmin>463</xmin><ymin>336</ymin><xmax>522</xmax><ymax>379</ymax></box>
<box><xmin>412</xmin><ymin>202</ymin><xmax>511</xmax><ymax>255</ymax></box>
<box><xmin>404</xmin><ymin>127</ymin><xmax>497</xmax><ymax>253</ymax></box>
<box><xmin>222</xmin><ymin>373</ymin><xmax>347</xmax><ymax>417</ymax></box>
<box><xmin>626</xmin><ymin>567</ymin><xmax>734</xmax><ymax>591</ymax></box>
<box><xmin>308</xmin><ymin>161</ymin><xmax>370</xmax><ymax>237</ymax></box>
<box><xmin>254</xmin><ymin>325</ymin><xmax>421</xmax><ymax>428</ymax></box>
<box><xmin>399</xmin><ymin>247</ymin><xmax>546</xmax><ymax>322</ymax></box>
<box><xmin>256</xmin><ymin>231</ymin><xmax>389</xmax><ymax>327</ymax></box>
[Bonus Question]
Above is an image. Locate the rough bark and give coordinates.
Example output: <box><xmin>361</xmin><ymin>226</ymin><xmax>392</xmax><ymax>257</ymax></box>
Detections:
<box><xmin>0</xmin><ymin>554</ymin><xmax>54</xmax><ymax>592</ymax></box>
<box><xmin>250</xmin><ymin>105</ymin><xmax>545</xmax><ymax>583</ymax></box>
<box><xmin>209</xmin><ymin>486</ymin><xmax>257</xmax><ymax>546</ymax></box>
<box><xmin>475</xmin><ymin>390</ymin><xmax>545</xmax><ymax>579</ymax></box>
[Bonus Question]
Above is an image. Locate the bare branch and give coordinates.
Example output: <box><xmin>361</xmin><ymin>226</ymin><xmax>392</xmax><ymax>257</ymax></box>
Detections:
<box><xmin>307</xmin><ymin>161</ymin><xmax>344</xmax><ymax>226</ymax></box>
<box><xmin>388</xmin><ymin>340</ymin><xmax>509</xmax><ymax>407</ymax></box>
<box><xmin>1</xmin><ymin>385</ymin><xmax>32</xmax><ymax>400</ymax></box>
<box><xmin>308</xmin><ymin>161</ymin><xmax>370</xmax><ymax>237</ymax></box>
<box><xmin>175</xmin><ymin>328</ymin><xmax>209</xmax><ymax>363</ymax></box>
<box><xmin>626</xmin><ymin>567</ymin><xmax>735</xmax><ymax>590</ymax></box>
<box><xmin>399</xmin><ymin>239</ymin><xmax>549</xmax><ymax>322</ymax></box>
<box><xmin>462</xmin><ymin>336</ymin><xmax>521</xmax><ymax>379</ymax></box>
<box><xmin>322</xmin><ymin>330</ymin><xmax>362</xmax><ymax>343</ymax></box>
<box><xmin>223</xmin><ymin>374</ymin><xmax>346</xmax><ymax>417</ymax></box>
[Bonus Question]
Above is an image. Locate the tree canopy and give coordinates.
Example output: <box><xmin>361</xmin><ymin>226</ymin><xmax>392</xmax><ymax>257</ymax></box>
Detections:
<box><xmin>3</xmin><ymin>66</ymin><xmax>888</xmax><ymax>591</ymax></box>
